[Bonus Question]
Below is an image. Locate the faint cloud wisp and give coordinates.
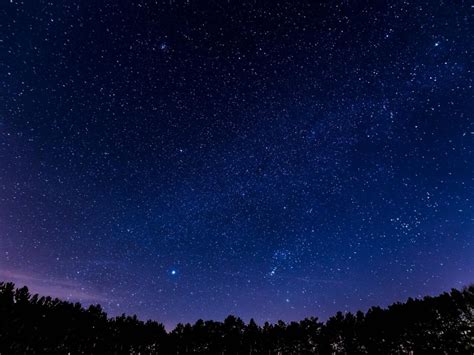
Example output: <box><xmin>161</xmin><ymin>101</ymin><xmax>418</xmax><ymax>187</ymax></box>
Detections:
<box><xmin>0</xmin><ymin>269</ymin><xmax>109</xmax><ymax>303</ymax></box>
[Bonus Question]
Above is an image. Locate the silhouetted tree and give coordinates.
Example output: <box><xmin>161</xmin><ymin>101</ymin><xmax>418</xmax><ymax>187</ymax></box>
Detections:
<box><xmin>0</xmin><ymin>281</ymin><xmax>472</xmax><ymax>354</ymax></box>
<box><xmin>243</xmin><ymin>318</ymin><xmax>262</xmax><ymax>354</ymax></box>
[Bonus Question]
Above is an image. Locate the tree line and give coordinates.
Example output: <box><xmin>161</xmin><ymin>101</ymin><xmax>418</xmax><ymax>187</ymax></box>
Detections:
<box><xmin>0</xmin><ymin>282</ymin><xmax>472</xmax><ymax>354</ymax></box>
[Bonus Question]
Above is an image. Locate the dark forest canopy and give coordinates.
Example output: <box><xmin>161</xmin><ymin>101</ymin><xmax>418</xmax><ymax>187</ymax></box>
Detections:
<box><xmin>0</xmin><ymin>282</ymin><xmax>472</xmax><ymax>354</ymax></box>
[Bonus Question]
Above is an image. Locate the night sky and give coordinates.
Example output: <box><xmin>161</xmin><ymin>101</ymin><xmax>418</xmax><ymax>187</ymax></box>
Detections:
<box><xmin>1</xmin><ymin>1</ymin><xmax>472</xmax><ymax>328</ymax></box>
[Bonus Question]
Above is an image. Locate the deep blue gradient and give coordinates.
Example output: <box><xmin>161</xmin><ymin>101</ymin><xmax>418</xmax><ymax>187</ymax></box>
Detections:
<box><xmin>1</xmin><ymin>1</ymin><xmax>472</xmax><ymax>328</ymax></box>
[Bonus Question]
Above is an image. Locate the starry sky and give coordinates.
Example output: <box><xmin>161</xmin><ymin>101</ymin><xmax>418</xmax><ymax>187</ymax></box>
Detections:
<box><xmin>0</xmin><ymin>1</ymin><xmax>472</xmax><ymax>328</ymax></box>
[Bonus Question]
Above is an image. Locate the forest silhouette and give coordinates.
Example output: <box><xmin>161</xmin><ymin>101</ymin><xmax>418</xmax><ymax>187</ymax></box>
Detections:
<box><xmin>0</xmin><ymin>282</ymin><xmax>472</xmax><ymax>354</ymax></box>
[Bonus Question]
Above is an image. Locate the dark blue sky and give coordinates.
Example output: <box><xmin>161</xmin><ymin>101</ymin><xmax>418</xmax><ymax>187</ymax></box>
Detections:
<box><xmin>1</xmin><ymin>0</ymin><xmax>472</xmax><ymax>328</ymax></box>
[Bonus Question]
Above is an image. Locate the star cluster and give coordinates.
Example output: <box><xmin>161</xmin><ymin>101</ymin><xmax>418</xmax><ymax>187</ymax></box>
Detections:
<box><xmin>0</xmin><ymin>1</ymin><xmax>472</xmax><ymax>327</ymax></box>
